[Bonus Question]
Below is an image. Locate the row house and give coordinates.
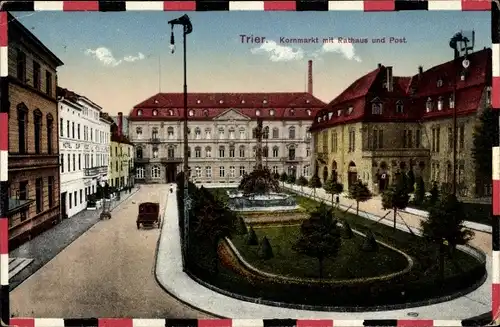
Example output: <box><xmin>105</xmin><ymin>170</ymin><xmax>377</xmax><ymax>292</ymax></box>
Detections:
<box><xmin>310</xmin><ymin>48</ymin><xmax>492</xmax><ymax>198</ymax></box>
<box><xmin>129</xmin><ymin>61</ymin><xmax>324</xmax><ymax>184</ymax></box>
<box><xmin>57</xmin><ymin>87</ymin><xmax>112</xmax><ymax>219</ymax></box>
<box><xmin>6</xmin><ymin>13</ymin><xmax>63</xmax><ymax>249</ymax></box>
<box><xmin>108</xmin><ymin>112</ymin><xmax>134</xmax><ymax>189</ymax></box>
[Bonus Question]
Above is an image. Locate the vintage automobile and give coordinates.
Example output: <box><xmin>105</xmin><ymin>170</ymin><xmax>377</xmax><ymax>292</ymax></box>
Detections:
<box><xmin>136</xmin><ymin>202</ymin><xmax>161</xmax><ymax>229</ymax></box>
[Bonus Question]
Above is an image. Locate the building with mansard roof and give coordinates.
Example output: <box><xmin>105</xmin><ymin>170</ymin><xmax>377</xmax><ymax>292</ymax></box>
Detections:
<box><xmin>128</xmin><ymin>61</ymin><xmax>325</xmax><ymax>184</ymax></box>
<box><xmin>310</xmin><ymin>48</ymin><xmax>492</xmax><ymax>199</ymax></box>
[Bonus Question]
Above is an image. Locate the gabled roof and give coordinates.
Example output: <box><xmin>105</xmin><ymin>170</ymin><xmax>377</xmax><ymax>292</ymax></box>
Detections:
<box><xmin>327</xmin><ymin>68</ymin><xmax>381</xmax><ymax>106</ymax></box>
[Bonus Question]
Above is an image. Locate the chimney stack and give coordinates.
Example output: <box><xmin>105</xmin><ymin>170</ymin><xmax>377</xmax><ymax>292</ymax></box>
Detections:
<box><xmin>378</xmin><ymin>63</ymin><xmax>382</xmax><ymax>69</ymax></box>
<box><xmin>118</xmin><ymin>112</ymin><xmax>123</xmax><ymax>137</ymax></box>
<box><xmin>418</xmin><ymin>66</ymin><xmax>423</xmax><ymax>75</ymax></box>
<box><xmin>307</xmin><ymin>60</ymin><xmax>313</xmax><ymax>95</ymax></box>
<box><xmin>386</xmin><ymin>66</ymin><xmax>393</xmax><ymax>92</ymax></box>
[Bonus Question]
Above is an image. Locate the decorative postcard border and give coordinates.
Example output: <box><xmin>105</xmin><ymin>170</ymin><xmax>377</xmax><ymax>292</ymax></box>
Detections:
<box><xmin>0</xmin><ymin>1</ymin><xmax>498</xmax><ymax>326</ymax></box>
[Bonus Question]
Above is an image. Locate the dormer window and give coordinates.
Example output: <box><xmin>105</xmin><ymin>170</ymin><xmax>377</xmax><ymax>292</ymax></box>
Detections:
<box><xmin>256</xmin><ymin>109</ymin><xmax>261</xmax><ymax>116</ymax></box>
<box><xmin>197</xmin><ymin>100</ymin><xmax>201</xmax><ymax>104</ymax></box>
<box><xmin>306</xmin><ymin>109</ymin><xmax>311</xmax><ymax>116</ymax></box>
<box><xmin>263</xmin><ymin>100</ymin><xmax>268</xmax><ymax>104</ymax></box>
<box><xmin>203</xmin><ymin>109</ymin><xmax>209</xmax><ymax>117</ymax></box>
<box><xmin>323</xmin><ymin>114</ymin><xmax>327</xmax><ymax>121</ymax></box>
<box><xmin>154</xmin><ymin>99</ymin><xmax>159</xmax><ymax>104</ymax></box>
<box><xmin>449</xmin><ymin>94</ymin><xmax>455</xmax><ymax>109</ymax></box>
<box><xmin>347</xmin><ymin>106</ymin><xmax>353</xmax><ymax>115</ymax></box>
<box><xmin>426</xmin><ymin>98</ymin><xmax>433</xmax><ymax>113</ymax></box>
<box><xmin>437</xmin><ymin>97</ymin><xmax>443</xmax><ymax>111</ymax></box>
<box><xmin>269</xmin><ymin>109</ymin><xmax>275</xmax><ymax>116</ymax></box>
<box><xmin>486</xmin><ymin>86</ymin><xmax>492</xmax><ymax>106</ymax></box>
<box><xmin>371</xmin><ymin>103</ymin><xmax>382</xmax><ymax>115</ymax></box>
<box><xmin>337</xmin><ymin>109</ymin><xmax>342</xmax><ymax>116</ymax></box>
<box><xmin>306</xmin><ymin>99</ymin><xmax>310</xmax><ymax>104</ymax></box>
<box><xmin>241</xmin><ymin>100</ymin><xmax>245</xmax><ymax>104</ymax></box>
<box><xmin>219</xmin><ymin>100</ymin><xmax>224</xmax><ymax>104</ymax></box>
<box><xmin>188</xmin><ymin>110</ymin><xmax>194</xmax><ymax>117</ymax></box>
<box><xmin>317</xmin><ymin>117</ymin><xmax>321</xmax><ymax>123</ymax></box>
<box><xmin>289</xmin><ymin>109</ymin><xmax>295</xmax><ymax>116</ymax></box>
<box><xmin>137</xmin><ymin>109</ymin><xmax>143</xmax><ymax>116</ymax></box>
<box><xmin>396</xmin><ymin>101</ymin><xmax>404</xmax><ymax>113</ymax></box>
<box><xmin>437</xmin><ymin>79</ymin><xmax>443</xmax><ymax>87</ymax></box>
<box><xmin>168</xmin><ymin>109</ymin><xmax>174</xmax><ymax>116</ymax></box>
<box><xmin>152</xmin><ymin>109</ymin><xmax>158</xmax><ymax>116</ymax></box>
<box><xmin>460</xmin><ymin>73</ymin><xmax>466</xmax><ymax>81</ymax></box>
<box><xmin>328</xmin><ymin>112</ymin><xmax>333</xmax><ymax>120</ymax></box>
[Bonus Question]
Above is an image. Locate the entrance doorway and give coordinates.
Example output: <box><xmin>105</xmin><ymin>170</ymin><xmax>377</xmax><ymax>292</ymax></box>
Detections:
<box><xmin>166</xmin><ymin>164</ymin><xmax>177</xmax><ymax>183</ymax></box>
<box><xmin>347</xmin><ymin>161</ymin><xmax>357</xmax><ymax>189</ymax></box>
<box><xmin>61</xmin><ymin>192</ymin><xmax>67</xmax><ymax>219</ymax></box>
<box><xmin>378</xmin><ymin>161</ymin><xmax>389</xmax><ymax>192</ymax></box>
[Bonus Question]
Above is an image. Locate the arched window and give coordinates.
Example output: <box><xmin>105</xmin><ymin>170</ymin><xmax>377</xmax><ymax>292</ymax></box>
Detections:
<box><xmin>136</xmin><ymin>147</ymin><xmax>143</xmax><ymax>159</ymax></box>
<box><xmin>206</xmin><ymin>146</ymin><xmax>212</xmax><ymax>158</ymax></box>
<box><xmin>272</xmin><ymin>146</ymin><xmax>279</xmax><ymax>158</ymax></box>
<box><xmin>426</xmin><ymin>98</ymin><xmax>433</xmax><ymax>113</ymax></box>
<box><xmin>152</xmin><ymin>147</ymin><xmax>159</xmax><ymax>158</ymax></box>
<box><xmin>46</xmin><ymin>114</ymin><xmax>53</xmax><ymax>154</ymax></box>
<box><xmin>167</xmin><ymin>146</ymin><xmax>175</xmax><ymax>158</ymax></box>
<box><xmin>239</xmin><ymin>146</ymin><xmax>245</xmax><ymax>157</ymax></box>
<box><xmin>168</xmin><ymin>109</ymin><xmax>174</xmax><ymax>116</ymax></box>
<box><xmin>136</xmin><ymin>166</ymin><xmax>145</xmax><ymax>179</ymax></box>
<box><xmin>272</xmin><ymin>127</ymin><xmax>279</xmax><ymax>139</ymax></box>
<box><xmin>371</xmin><ymin>103</ymin><xmax>382</xmax><ymax>115</ymax></box>
<box><xmin>229</xmin><ymin>127</ymin><xmax>235</xmax><ymax>140</ymax></box>
<box><xmin>195</xmin><ymin>146</ymin><xmax>201</xmax><ymax>158</ymax></box>
<box><xmin>136</xmin><ymin>127</ymin><xmax>142</xmax><ymax>137</ymax></box>
<box><xmin>288</xmin><ymin>145</ymin><xmax>295</xmax><ymax>159</ymax></box>
<box><xmin>288</xmin><ymin>126</ymin><xmax>295</xmax><ymax>139</ymax></box>
<box><xmin>167</xmin><ymin>126</ymin><xmax>174</xmax><ymax>139</ymax></box>
<box><xmin>219</xmin><ymin>146</ymin><xmax>225</xmax><ymax>158</ymax></box>
<box><xmin>151</xmin><ymin>165</ymin><xmax>161</xmax><ymax>178</ymax></box>
<box><xmin>33</xmin><ymin>109</ymin><xmax>42</xmax><ymax>154</ymax></box>
<box><xmin>437</xmin><ymin>97</ymin><xmax>443</xmax><ymax>111</ymax></box>
<box><xmin>396</xmin><ymin>101</ymin><xmax>404</xmax><ymax>113</ymax></box>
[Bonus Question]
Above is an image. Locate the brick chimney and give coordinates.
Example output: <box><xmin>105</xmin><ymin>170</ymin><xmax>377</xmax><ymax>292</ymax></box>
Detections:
<box><xmin>307</xmin><ymin>60</ymin><xmax>313</xmax><ymax>95</ymax></box>
<box><xmin>386</xmin><ymin>66</ymin><xmax>393</xmax><ymax>92</ymax></box>
<box><xmin>117</xmin><ymin>112</ymin><xmax>123</xmax><ymax>137</ymax></box>
<box><xmin>418</xmin><ymin>66</ymin><xmax>423</xmax><ymax>75</ymax></box>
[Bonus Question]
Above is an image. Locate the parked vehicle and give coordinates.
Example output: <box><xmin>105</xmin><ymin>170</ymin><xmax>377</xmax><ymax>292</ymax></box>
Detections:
<box><xmin>136</xmin><ymin>202</ymin><xmax>161</xmax><ymax>229</ymax></box>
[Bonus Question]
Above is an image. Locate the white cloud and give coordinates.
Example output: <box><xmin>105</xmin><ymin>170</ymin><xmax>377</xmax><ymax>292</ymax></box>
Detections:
<box><xmin>85</xmin><ymin>47</ymin><xmax>146</xmax><ymax>67</ymax></box>
<box><xmin>250</xmin><ymin>40</ymin><xmax>304</xmax><ymax>62</ymax></box>
<box><xmin>318</xmin><ymin>41</ymin><xmax>362</xmax><ymax>62</ymax></box>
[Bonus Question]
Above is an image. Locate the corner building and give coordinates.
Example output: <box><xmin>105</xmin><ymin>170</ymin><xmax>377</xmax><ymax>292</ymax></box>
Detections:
<box><xmin>310</xmin><ymin>48</ymin><xmax>492</xmax><ymax>199</ymax></box>
<box><xmin>6</xmin><ymin>14</ymin><xmax>63</xmax><ymax>249</ymax></box>
<box><xmin>128</xmin><ymin>92</ymin><xmax>325</xmax><ymax>184</ymax></box>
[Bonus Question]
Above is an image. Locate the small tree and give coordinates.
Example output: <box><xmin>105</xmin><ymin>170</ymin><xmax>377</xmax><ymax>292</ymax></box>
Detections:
<box><xmin>413</xmin><ymin>176</ymin><xmax>425</xmax><ymax>205</ymax></box>
<box><xmin>421</xmin><ymin>194</ymin><xmax>474</xmax><ymax>283</ymax></box>
<box><xmin>406</xmin><ymin>169</ymin><xmax>415</xmax><ymax>193</ymax></box>
<box><xmin>323</xmin><ymin>177</ymin><xmax>344</xmax><ymax>206</ymax></box>
<box><xmin>382</xmin><ymin>178</ymin><xmax>410</xmax><ymax>231</ymax></box>
<box><xmin>247</xmin><ymin>227</ymin><xmax>258</xmax><ymax>245</ymax></box>
<box><xmin>429</xmin><ymin>181</ymin><xmax>439</xmax><ymax>206</ymax></box>
<box><xmin>362</xmin><ymin>230</ymin><xmax>378</xmax><ymax>252</ymax></box>
<box><xmin>296</xmin><ymin>176</ymin><xmax>308</xmax><ymax>192</ymax></box>
<box><xmin>258</xmin><ymin>236</ymin><xmax>274</xmax><ymax>260</ymax></box>
<box><xmin>347</xmin><ymin>180</ymin><xmax>372</xmax><ymax>215</ymax></box>
<box><xmin>293</xmin><ymin>203</ymin><xmax>341</xmax><ymax>279</ymax></box>
<box><xmin>287</xmin><ymin>174</ymin><xmax>296</xmax><ymax>184</ymax></box>
<box><xmin>235</xmin><ymin>216</ymin><xmax>248</xmax><ymax>235</ymax></box>
<box><xmin>308</xmin><ymin>174</ymin><xmax>322</xmax><ymax>197</ymax></box>
<box><xmin>273</xmin><ymin>172</ymin><xmax>280</xmax><ymax>181</ymax></box>
<box><xmin>279</xmin><ymin>172</ymin><xmax>288</xmax><ymax>187</ymax></box>
<box><xmin>342</xmin><ymin>222</ymin><xmax>354</xmax><ymax>239</ymax></box>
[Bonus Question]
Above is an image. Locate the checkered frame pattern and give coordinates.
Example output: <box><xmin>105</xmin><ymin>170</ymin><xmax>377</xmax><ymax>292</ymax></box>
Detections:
<box><xmin>0</xmin><ymin>1</ymin><xmax>498</xmax><ymax>326</ymax></box>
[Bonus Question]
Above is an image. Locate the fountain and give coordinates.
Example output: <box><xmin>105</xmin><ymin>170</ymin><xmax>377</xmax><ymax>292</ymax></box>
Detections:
<box><xmin>227</xmin><ymin>118</ymin><xmax>298</xmax><ymax>212</ymax></box>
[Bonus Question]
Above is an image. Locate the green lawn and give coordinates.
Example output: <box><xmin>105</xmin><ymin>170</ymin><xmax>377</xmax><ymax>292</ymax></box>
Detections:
<box><xmin>232</xmin><ymin>225</ymin><xmax>409</xmax><ymax>279</ymax></box>
<box><xmin>292</xmin><ymin>194</ymin><xmax>480</xmax><ymax>279</ymax></box>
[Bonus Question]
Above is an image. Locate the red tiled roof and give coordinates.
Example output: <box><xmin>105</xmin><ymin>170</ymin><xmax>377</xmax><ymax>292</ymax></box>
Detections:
<box><xmin>128</xmin><ymin>92</ymin><xmax>325</xmax><ymax>121</ymax></box>
<box><xmin>311</xmin><ymin>48</ymin><xmax>491</xmax><ymax>132</ymax></box>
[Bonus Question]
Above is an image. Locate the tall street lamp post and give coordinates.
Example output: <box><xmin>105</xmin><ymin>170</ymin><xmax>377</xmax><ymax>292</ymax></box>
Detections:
<box><xmin>449</xmin><ymin>30</ymin><xmax>474</xmax><ymax>197</ymax></box>
<box><xmin>169</xmin><ymin>14</ymin><xmax>193</xmax><ymax>267</ymax></box>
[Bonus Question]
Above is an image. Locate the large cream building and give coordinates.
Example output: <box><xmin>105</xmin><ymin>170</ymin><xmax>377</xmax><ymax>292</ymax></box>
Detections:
<box><xmin>310</xmin><ymin>48</ymin><xmax>492</xmax><ymax>199</ymax></box>
<box><xmin>128</xmin><ymin>61</ymin><xmax>324</xmax><ymax>184</ymax></box>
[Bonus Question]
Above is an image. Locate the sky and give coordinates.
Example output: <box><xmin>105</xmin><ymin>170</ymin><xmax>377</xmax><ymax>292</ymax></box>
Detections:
<box><xmin>12</xmin><ymin>11</ymin><xmax>491</xmax><ymax>116</ymax></box>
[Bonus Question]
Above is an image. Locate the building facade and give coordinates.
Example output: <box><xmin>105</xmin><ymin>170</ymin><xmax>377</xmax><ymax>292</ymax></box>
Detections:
<box><xmin>310</xmin><ymin>48</ymin><xmax>492</xmax><ymax>199</ymax></box>
<box><xmin>6</xmin><ymin>14</ymin><xmax>64</xmax><ymax>249</ymax></box>
<box><xmin>57</xmin><ymin>87</ymin><xmax>112</xmax><ymax>218</ymax></box>
<box><xmin>108</xmin><ymin>112</ymin><xmax>134</xmax><ymax>189</ymax></box>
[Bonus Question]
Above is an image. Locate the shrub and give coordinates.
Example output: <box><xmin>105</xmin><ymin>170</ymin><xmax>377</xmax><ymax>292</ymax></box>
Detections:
<box><xmin>258</xmin><ymin>236</ymin><xmax>274</xmax><ymax>260</ymax></box>
<box><xmin>287</xmin><ymin>174</ymin><xmax>296</xmax><ymax>184</ymax></box>
<box><xmin>247</xmin><ymin>227</ymin><xmax>258</xmax><ymax>245</ymax></box>
<box><xmin>342</xmin><ymin>222</ymin><xmax>354</xmax><ymax>239</ymax></box>
<box><xmin>362</xmin><ymin>230</ymin><xmax>378</xmax><ymax>252</ymax></box>
<box><xmin>235</xmin><ymin>217</ymin><xmax>248</xmax><ymax>235</ymax></box>
<box><xmin>429</xmin><ymin>181</ymin><xmax>439</xmax><ymax>206</ymax></box>
<box><xmin>407</xmin><ymin>169</ymin><xmax>415</xmax><ymax>193</ymax></box>
<box><xmin>348</xmin><ymin>180</ymin><xmax>372</xmax><ymax>215</ymax></box>
<box><xmin>413</xmin><ymin>176</ymin><xmax>425</xmax><ymax>205</ymax></box>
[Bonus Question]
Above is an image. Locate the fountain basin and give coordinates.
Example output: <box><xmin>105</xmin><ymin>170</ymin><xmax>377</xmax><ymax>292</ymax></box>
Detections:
<box><xmin>227</xmin><ymin>190</ymin><xmax>299</xmax><ymax>212</ymax></box>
